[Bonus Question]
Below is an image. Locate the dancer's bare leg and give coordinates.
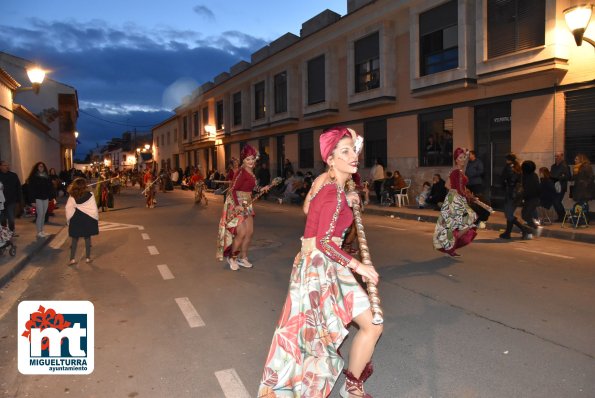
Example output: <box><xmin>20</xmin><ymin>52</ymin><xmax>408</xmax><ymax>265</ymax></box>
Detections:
<box><xmin>347</xmin><ymin>309</ymin><xmax>383</xmax><ymax>377</ymax></box>
<box><xmin>240</xmin><ymin>216</ymin><xmax>254</xmax><ymax>258</ymax></box>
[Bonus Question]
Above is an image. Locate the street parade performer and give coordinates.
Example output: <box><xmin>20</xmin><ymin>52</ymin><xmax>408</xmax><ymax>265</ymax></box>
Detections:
<box><xmin>432</xmin><ymin>147</ymin><xmax>478</xmax><ymax>257</ymax></box>
<box><xmin>258</xmin><ymin>126</ymin><xmax>382</xmax><ymax>398</ymax></box>
<box><xmin>216</xmin><ymin>144</ymin><xmax>270</xmax><ymax>270</ymax></box>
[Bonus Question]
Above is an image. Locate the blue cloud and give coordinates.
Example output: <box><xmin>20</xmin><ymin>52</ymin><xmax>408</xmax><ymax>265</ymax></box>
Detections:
<box><xmin>192</xmin><ymin>5</ymin><xmax>216</xmax><ymax>21</ymax></box>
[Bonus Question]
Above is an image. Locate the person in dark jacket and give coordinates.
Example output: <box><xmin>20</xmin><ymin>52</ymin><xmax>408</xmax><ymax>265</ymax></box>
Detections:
<box><xmin>27</xmin><ymin>161</ymin><xmax>54</xmax><ymax>238</ymax></box>
<box><xmin>572</xmin><ymin>153</ymin><xmax>595</xmax><ymax>220</ymax></box>
<box><xmin>65</xmin><ymin>177</ymin><xmax>99</xmax><ymax>265</ymax></box>
<box><xmin>500</xmin><ymin>153</ymin><xmax>532</xmax><ymax>240</ymax></box>
<box><xmin>550</xmin><ymin>152</ymin><xmax>571</xmax><ymax>222</ymax></box>
<box><xmin>425</xmin><ymin>174</ymin><xmax>448</xmax><ymax>210</ymax></box>
<box><xmin>539</xmin><ymin>167</ymin><xmax>556</xmax><ymax>211</ymax></box>
<box><xmin>0</xmin><ymin>160</ymin><xmax>23</xmax><ymax>235</ymax></box>
<box><xmin>465</xmin><ymin>150</ymin><xmax>484</xmax><ymax>195</ymax></box>
<box><xmin>521</xmin><ymin>160</ymin><xmax>541</xmax><ymax>230</ymax></box>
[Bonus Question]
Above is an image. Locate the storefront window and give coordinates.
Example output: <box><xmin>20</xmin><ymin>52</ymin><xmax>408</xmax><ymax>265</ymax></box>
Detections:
<box><xmin>419</xmin><ymin>110</ymin><xmax>453</xmax><ymax>167</ymax></box>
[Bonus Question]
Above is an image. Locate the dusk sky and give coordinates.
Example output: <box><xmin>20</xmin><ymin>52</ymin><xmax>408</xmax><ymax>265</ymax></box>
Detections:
<box><xmin>1</xmin><ymin>0</ymin><xmax>347</xmax><ymax>159</ymax></box>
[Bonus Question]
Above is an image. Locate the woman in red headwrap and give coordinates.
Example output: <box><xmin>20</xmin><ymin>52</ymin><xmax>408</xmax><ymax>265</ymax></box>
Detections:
<box><xmin>258</xmin><ymin>127</ymin><xmax>382</xmax><ymax>398</ymax></box>
<box><xmin>216</xmin><ymin>144</ymin><xmax>270</xmax><ymax>270</ymax></box>
<box><xmin>432</xmin><ymin>147</ymin><xmax>478</xmax><ymax>257</ymax></box>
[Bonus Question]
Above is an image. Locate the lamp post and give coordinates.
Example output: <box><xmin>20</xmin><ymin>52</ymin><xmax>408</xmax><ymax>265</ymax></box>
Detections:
<box><xmin>16</xmin><ymin>66</ymin><xmax>46</xmax><ymax>94</ymax></box>
<box><xmin>564</xmin><ymin>4</ymin><xmax>595</xmax><ymax>48</ymax></box>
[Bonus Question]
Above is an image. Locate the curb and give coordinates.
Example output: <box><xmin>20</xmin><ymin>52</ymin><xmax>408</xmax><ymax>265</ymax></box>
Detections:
<box><xmin>0</xmin><ymin>228</ymin><xmax>63</xmax><ymax>289</ymax></box>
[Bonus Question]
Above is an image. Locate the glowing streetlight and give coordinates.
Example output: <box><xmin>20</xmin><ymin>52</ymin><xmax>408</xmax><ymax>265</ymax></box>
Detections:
<box><xmin>564</xmin><ymin>4</ymin><xmax>594</xmax><ymax>47</ymax></box>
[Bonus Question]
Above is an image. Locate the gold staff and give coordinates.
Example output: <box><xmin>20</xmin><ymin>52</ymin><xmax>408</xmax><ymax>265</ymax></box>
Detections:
<box><xmin>346</xmin><ymin>179</ymin><xmax>384</xmax><ymax>325</ymax></box>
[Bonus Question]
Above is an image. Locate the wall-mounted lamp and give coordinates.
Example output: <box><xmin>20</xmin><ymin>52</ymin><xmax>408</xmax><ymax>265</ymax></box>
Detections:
<box><xmin>144</xmin><ymin>144</ymin><xmax>151</xmax><ymax>150</ymax></box>
<box><xmin>564</xmin><ymin>4</ymin><xmax>594</xmax><ymax>47</ymax></box>
<box><xmin>74</xmin><ymin>131</ymin><xmax>79</xmax><ymax>138</ymax></box>
<box><xmin>204</xmin><ymin>124</ymin><xmax>216</xmax><ymax>136</ymax></box>
<box><xmin>16</xmin><ymin>66</ymin><xmax>46</xmax><ymax>94</ymax></box>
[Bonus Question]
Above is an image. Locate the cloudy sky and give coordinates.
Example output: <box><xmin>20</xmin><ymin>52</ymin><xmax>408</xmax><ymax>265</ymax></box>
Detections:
<box><xmin>1</xmin><ymin>0</ymin><xmax>346</xmax><ymax>159</ymax></box>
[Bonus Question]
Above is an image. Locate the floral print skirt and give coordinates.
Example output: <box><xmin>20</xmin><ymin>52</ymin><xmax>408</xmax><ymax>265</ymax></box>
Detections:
<box><xmin>216</xmin><ymin>191</ymin><xmax>254</xmax><ymax>260</ymax></box>
<box><xmin>433</xmin><ymin>190</ymin><xmax>477</xmax><ymax>252</ymax></box>
<box><xmin>257</xmin><ymin>237</ymin><xmax>371</xmax><ymax>398</ymax></box>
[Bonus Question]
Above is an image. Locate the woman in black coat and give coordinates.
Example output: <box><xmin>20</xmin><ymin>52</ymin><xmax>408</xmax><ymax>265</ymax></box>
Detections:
<box><xmin>521</xmin><ymin>160</ymin><xmax>541</xmax><ymax>230</ymax></box>
<box><xmin>27</xmin><ymin>161</ymin><xmax>53</xmax><ymax>238</ymax></box>
<box><xmin>500</xmin><ymin>153</ymin><xmax>532</xmax><ymax>240</ymax></box>
<box><xmin>66</xmin><ymin>178</ymin><xmax>99</xmax><ymax>264</ymax></box>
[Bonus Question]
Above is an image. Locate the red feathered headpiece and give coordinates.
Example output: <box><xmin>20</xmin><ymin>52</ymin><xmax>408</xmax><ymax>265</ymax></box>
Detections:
<box><xmin>319</xmin><ymin>126</ymin><xmax>362</xmax><ymax>164</ymax></box>
<box><xmin>453</xmin><ymin>147</ymin><xmax>467</xmax><ymax>161</ymax></box>
<box><xmin>240</xmin><ymin>144</ymin><xmax>258</xmax><ymax>162</ymax></box>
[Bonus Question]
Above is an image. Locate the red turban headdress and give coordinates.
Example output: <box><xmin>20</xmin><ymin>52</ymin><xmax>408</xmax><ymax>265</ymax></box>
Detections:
<box><xmin>453</xmin><ymin>147</ymin><xmax>467</xmax><ymax>161</ymax></box>
<box><xmin>319</xmin><ymin>126</ymin><xmax>362</xmax><ymax>164</ymax></box>
<box><xmin>240</xmin><ymin>144</ymin><xmax>258</xmax><ymax>162</ymax></box>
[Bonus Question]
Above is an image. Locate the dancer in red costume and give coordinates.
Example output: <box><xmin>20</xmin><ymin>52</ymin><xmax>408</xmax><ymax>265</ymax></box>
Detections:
<box><xmin>432</xmin><ymin>147</ymin><xmax>478</xmax><ymax>257</ymax></box>
<box><xmin>258</xmin><ymin>127</ymin><xmax>382</xmax><ymax>398</ymax></box>
<box><xmin>216</xmin><ymin>145</ymin><xmax>271</xmax><ymax>270</ymax></box>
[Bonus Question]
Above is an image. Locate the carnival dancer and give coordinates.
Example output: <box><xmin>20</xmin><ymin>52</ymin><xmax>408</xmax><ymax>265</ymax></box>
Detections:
<box><xmin>258</xmin><ymin>126</ymin><xmax>382</xmax><ymax>398</ymax></box>
<box><xmin>143</xmin><ymin>167</ymin><xmax>156</xmax><ymax>208</ymax></box>
<box><xmin>216</xmin><ymin>145</ymin><xmax>270</xmax><ymax>270</ymax></box>
<box><xmin>432</xmin><ymin>147</ymin><xmax>478</xmax><ymax>257</ymax></box>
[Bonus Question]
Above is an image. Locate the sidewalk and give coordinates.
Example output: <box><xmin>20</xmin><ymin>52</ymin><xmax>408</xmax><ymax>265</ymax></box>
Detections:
<box><xmin>359</xmin><ymin>201</ymin><xmax>595</xmax><ymax>244</ymax></box>
<box><xmin>0</xmin><ymin>200</ymin><xmax>67</xmax><ymax>289</ymax></box>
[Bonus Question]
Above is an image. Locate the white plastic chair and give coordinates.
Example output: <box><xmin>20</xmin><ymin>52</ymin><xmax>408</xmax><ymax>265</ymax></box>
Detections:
<box><xmin>396</xmin><ymin>179</ymin><xmax>411</xmax><ymax>207</ymax></box>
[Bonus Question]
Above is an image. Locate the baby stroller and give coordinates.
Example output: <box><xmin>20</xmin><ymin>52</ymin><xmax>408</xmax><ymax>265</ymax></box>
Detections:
<box><xmin>0</xmin><ymin>225</ymin><xmax>16</xmax><ymax>257</ymax></box>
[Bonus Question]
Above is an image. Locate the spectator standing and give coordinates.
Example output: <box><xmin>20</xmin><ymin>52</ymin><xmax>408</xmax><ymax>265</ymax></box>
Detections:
<box><xmin>0</xmin><ymin>160</ymin><xmax>23</xmax><ymax>236</ymax></box>
<box><xmin>27</xmin><ymin>161</ymin><xmax>53</xmax><ymax>238</ymax></box>
<box><xmin>539</xmin><ymin>167</ymin><xmax>556</xmax><ymax>212</ymax></box>
<box><xmin>572</xmin><ymin>153</ymin><xmax>595</xmax><ymax>218</ymax></box>
<box><xmin>550</xmin><ymin>152</ymin><xmax>571</xmax><ymax>222</ymax></box>
<box><xmin>499</xmin><ymin>153</ymin><xmax>533</xmax><ymax>240</ymax></box>
<box><xmin>282</xmin><ymin>158</ymin><xmax>294</xmax><ymax>178</ymax></box>
<box><xmin>66</xmin><ymin>177</ymin><xmax>99</xmax><ymax>265</ymax></box>
<box><xmin>369</xmin><ymin>157</ymin><xmax>385</xmax><ymax>203</ymax></box>
<box><xmin>256</xmin><ymin>162</ymin><xmax>271</xmax><ymax>187</ymax></box>
<box><xmin>465</xmin><ymin>150</ymin><xmax>484</xmax><ymax>195</ymax></box>
<box><xmin>521</xmin><ymin>160</ymin><xmax>541</xmax><ymax>233</ymax></box>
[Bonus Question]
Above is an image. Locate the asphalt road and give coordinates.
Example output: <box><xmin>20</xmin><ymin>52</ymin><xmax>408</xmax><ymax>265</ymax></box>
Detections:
<box><xmin>0</xmin><ymin>186</ymin><xmax>593</xmax><ymax>398</ymax></box>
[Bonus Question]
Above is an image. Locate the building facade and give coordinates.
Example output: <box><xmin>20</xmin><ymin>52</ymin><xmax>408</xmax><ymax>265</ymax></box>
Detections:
<box><xmin>154</xmin><ymin>0</ymin><xmax>595</xmax><ymax>206</ymax></box>
<box><xmin>0</xmin><ymin>52</ymin><xmax>79</xmax><ymax>176</ymax></box>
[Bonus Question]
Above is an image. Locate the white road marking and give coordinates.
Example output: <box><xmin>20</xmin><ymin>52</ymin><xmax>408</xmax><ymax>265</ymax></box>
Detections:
<box><xmin>141</xmin><ymin>233</ymin><xmax>150</xmax><ymax>240</ymax></box>
<box><xmin>515</xmin><ymin>247</ymin><xmax>574</xmax><ymax>259</ymax></box>
<box><xmin>374</xmin><ymin>225</ymin><xmax>406</xmax><ymax>231</ymax></box>
<box><xmin>0</xmin><ymin>266</ymin><xmax>41</xmax><ymax>320</ymax></box>
<box><xmin>157</xmin><ymin>264</ymin><xmax>174</xmax><ymax>280</ymax></box>
<box><xmin>49</xmin><ymin>228</ymin><xmax>69</xmax><ymax>249</ymax></box>
<box><xmin>175</xmin><ymin>297</ymin><xmax>205</xmax><ymax>328</ymax></box>
<box><xmin>98</xmin><ymin>221</ymin><xmax>144</xmax><ymax>232</ymax></box>
<box><xmin>147</xmin><ymin>245</ymin><xmax>159</xmax><ymax>255</ymax></box>
<box><xmin>215</xmin><ymin>368</ymin><xmax>251</xmax><ymax>398</ymax></box>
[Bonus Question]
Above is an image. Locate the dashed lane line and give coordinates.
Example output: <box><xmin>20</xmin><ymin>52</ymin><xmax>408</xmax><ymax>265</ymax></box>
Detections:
<box><xmin>174</xmin><ymin>297</ymin><xmax>205</xmax><ymax>328</ymax></box>
<box><xmin>515</xmin><ymin>247</ymin><xmax>574</xmax><ymax>259</ymax></box>
<box><xmin>147</xmin><ymin>245</ymin><xmax>159</xmax><ymax>255</ymax></box>
<box><xmin>215</xmin><ymin>368</ymin><xmax>251</xmax><ymax>398</ymax></box>
<box><xmin>157</xmin><ymin>264</ymin><xmax>174</xmax><ymax>280</ymax></box>
<box><xmin>141</xmin><ymin>233</ymin><xmax>150</xmax><ymax>240</ymax></box>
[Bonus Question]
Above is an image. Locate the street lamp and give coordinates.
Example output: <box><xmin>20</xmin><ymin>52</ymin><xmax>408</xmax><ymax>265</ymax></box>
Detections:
<box><xmin>16</xmin><ymin>66</ymin><xmax>46</xmax><ymax>94</ymax></box>
<box><xmin>74</xmin><ymin>131</ymin><xmax>79</xmax><ymax>138</ymax></box>
<box><xmin>564</xmin><ymin>4</ymin><xmax>595</xmax><ymax>47</ymax></box>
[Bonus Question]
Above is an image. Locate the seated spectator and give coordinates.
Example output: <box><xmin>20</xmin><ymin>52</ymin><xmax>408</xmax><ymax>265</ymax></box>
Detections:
<box><xmin>392</xmin><ymin>170</ymin><xmax>407</xmax><ymax>191</ymax></box>
<box><xmin>416</xmin><ymin>181</ymin><xmax>431</xmax><ymax>208</ymax></box>
<box><xmin>279</xmin><ymin>170</ymin><xmax>301</xmax><ymax>204</ymax></box>
<box><xmin>539</xmin><ymin>167</ymin><xmax>556</xmax><ymax>210</ymax></box>
<box><xmin>352</xmin><ymin>172</ymin><xmax>370</xmax><ymax>205</ymax></box>
<box><xmin>425</xmin><ymin>174</ymin><xmax>448</xmax><ymax>210</ymax></box>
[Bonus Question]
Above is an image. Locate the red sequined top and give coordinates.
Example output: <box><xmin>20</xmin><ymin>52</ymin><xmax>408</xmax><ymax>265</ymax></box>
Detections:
<box><xmin>230</xmin><ymin>168</ymin><xmax>256</xmax><ymax>205</ymax></box>
<box><xmin>449</xmin><ymin>168</ymin><xmax>471</xmax><ymax>199</ymax></box>
<box><xmin>303</xmin><ymin>184</ymin><xmax>353</xmax><ymax>267</ymax></box>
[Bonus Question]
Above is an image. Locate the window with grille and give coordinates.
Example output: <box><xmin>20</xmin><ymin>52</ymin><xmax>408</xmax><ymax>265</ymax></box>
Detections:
<box><xmin>420</xmin><ymin>0</ymin><xmax>458</xmax><ymax>76</ymax></box>
<box><xmin>355</xmin><ymin>32</ymin><xmax>380</xmax><ymax>92</ymax></box>
<box><xmin>254</xmin><ymin>81</ymin><xmax>266</xmax><ymax>119</ymax></box>
<box><xmin>307</xmin><ymin>55</ymin><xmax>325</xmax><ymax>105</ymax></box>
<box><xmin>419</xmin><ymin>110</ymin><xmax>454</xmax><ymax>167</ymax></box>
<box><xmin>364</xmin><ymin>119</ymin><xmax>387</xmax><ymax>167</ymax></box>
<box><xmin>183</xmin><ymin>116</ymin><xmax>188</xmax><ymax>140</ymax></box>
<box><xmin>233</xmin><ymin>92</ymin><xmax>242</xmax><ymax>126</ymax></box>
<box><xmin>274</xmin><ymin>71</ymin><xmax>288</xmax><ymax>114</ymax></box>
<box><xmin>216</xmin><ymin>100</ymin><xmax>224</xmax><ymax>130</ymax></box>
<box><xmin>299</xmin><ymin>131</ymin><xmax>314</xmax><ymax>169</ymax></box>
<box><xmin>487</xmin><ymin>0</ymin><xmax>545</xmax><ymax>59</ymax></box>
<box><xmin>565</xmin><ymin>88</ymin><xmax>595</xmax><ymax>163</ymax></box>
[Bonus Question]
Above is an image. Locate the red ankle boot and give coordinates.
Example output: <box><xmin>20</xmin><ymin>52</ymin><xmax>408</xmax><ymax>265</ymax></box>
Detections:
<box><xmin>340</xmin><ymin>362</ymin><xmax>373</xmax><ymax>398</ymax></box>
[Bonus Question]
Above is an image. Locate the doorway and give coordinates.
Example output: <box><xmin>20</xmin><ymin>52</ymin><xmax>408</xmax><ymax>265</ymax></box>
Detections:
<box><xmin>474</xmin><ymin>102</ymin><xmax>511</xmax><ymax>209</ymax></box>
